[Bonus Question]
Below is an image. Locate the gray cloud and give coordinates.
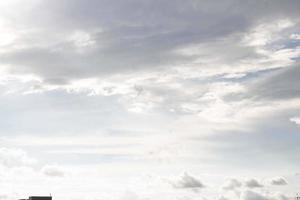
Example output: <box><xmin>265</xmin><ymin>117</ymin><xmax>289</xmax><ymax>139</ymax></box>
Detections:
<box><xmin>245</xmin><ymin>179</ymin><xmax>264</xmax><ymax>188</ymax></box>
<box><xmin>247</xmin><ymin>65</ymin><xmax>300</xmax><ymax>100</ymax></box>
<box><xmin>241</xmin><ymin>191</ymin><xmax>268</xmax><ymax>200</ymax></box>
<box><xmin>171</xmin><ymin>172</ymin><xmax>205</xmax><ymax>189</ymax></box>
<box><xmin>218</xmin><ymin>196</ymin><xmax>229</xmax><ymax>200</ymax></box>
<box><xmin>269</xmin><ymin>177</ymin><xmax>288</xmax><ymax>186</ymax></box>
<box><xmin>240</xmin><ymin>190</ymin><xmax>289</xmax><ymax>200</ymax></box>
<box><xmin>1</xmin><ymin>0</ymin><xmax>300</xmax><ymax>84</ymax></box>
<box><xmin>41</xmin><ymin>164</ymin><xmax>65</xmax><ymax>177</ymax></box>
<box><xmin>1</xmin><ymin>0</ymin><xmax>249</xmax><ymax>81</ymax></box>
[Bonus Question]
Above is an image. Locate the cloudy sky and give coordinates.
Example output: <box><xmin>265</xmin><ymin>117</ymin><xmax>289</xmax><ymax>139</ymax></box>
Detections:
<box><xmin>1</xmin><ymin>0</ymin><xmax>300</xmax><ymax>199</ymax></box>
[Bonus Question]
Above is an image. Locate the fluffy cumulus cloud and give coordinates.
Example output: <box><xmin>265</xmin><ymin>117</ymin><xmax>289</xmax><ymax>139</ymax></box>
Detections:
<box><xmin>222</xmin><ymin>179</ymin><xmax>242</xmax><ymax>190</ymax></box>
<box><xmin>241</xmin><ymin>191</ymin><xmax>270</xmax><ymax>200</ymax></box>
<box><xmin>218</xmin><ymin>188</ymin><xmax>290</xmax><ymax>200</ymax></box>
<box><xmin>41</xmin><ymin>164</ymin><xmax>65</xmax><ymax>177</ymax></box>
<box><xmin>245</xmin><ymin>179</ymin><xmax>264</xmax><ymax>188</ymax></box>
<box><xmin>240</xmin><ymin>190</ymin><xmax>289</xmax><ymax>200</ymax></box>
<box><xmin>269</xmin><ymin>177</ymin><xmax>288</xmax><ymax>186</ymax></box>
<box><xmin>0</xmin><ymin>147</ymin><xmax>36</xmax><ymax>168</ymax></box>
<box><xmin>171</xmin><ymin>172</ymin><xmax>205</xmax><ymax>189</ymax></box>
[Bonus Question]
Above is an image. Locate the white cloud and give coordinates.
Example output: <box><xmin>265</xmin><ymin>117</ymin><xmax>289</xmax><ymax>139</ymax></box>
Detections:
<box><xmin>242</xmin><ymin>19</ymin><xmax>294</xmax><ymax>47</ymax></box>
<box><xmin>0</xmin><ymin>1</ymin><xmax>299</xmax><ymax>199</ymax></box>
<box><xmin>0</xmin><ymin>147</ymin><xmax>36</xmax><ymax>168</ymax></box>
<box><xmin>290</xmin><ymin>116</ymin><xmax>300</xmax><ymax>125</ymax></box>
<box><xmin>69</xmin><ymin>30</ymin><xmax>96</xmax><ymax>50</ymax></box>
<box><xmin>41</xmin><ymin>164</ymin><xmax>65</xmax><ymax>177</ymax></box>
<box><xmin>290</xmin><ymin>34</ymin><xmax>300</xmax><ymax>40</ymax></box>
<box><xmin>222</xmin><ymin>179</ymin><xmax>242</xmax><ymax>190</ymax></box>
<box><xmin>218</xmin><ymin>196</ymin><xmax>230</xmax><ymax>200</ymax></box>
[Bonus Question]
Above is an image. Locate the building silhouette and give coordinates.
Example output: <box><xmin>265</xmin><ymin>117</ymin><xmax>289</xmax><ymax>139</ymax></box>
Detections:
<box><xmin>20</xmin><ymin>196</ymin><xmax>52</xmax><ymax>200</ymax></box>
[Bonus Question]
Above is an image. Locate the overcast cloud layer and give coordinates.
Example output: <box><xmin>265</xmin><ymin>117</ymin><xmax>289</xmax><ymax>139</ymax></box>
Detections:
<box><xmin>0</xmin><ymin>0</ymin><xmax>300</xmax><ymax>200</ymax></box>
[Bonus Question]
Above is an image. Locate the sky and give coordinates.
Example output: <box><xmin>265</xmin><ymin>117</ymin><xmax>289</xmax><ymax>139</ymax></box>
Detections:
<box><xmin>0</xmin><ymin>0</ymin><xmax>300</xmax><ymax>199</ymax></box>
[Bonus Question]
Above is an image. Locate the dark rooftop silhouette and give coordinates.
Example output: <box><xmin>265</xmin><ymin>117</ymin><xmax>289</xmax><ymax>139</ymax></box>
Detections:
<box><xmin>20</xmin><ymin>196</ymin><xmax>52</xmax><ymax>200</ymax></box>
